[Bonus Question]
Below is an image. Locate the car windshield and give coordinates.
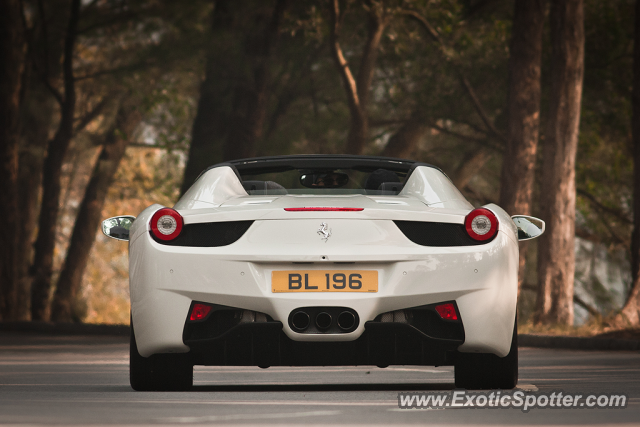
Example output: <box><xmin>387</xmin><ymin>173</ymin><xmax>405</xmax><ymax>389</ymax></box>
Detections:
<box><xmin>240</xmin><ymin>168</ymin><xmax>407</xmax><ymax>195</ymax></box>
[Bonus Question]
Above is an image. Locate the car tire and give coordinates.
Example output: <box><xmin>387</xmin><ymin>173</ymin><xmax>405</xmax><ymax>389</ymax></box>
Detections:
<box><xmin>130</xmin><ymin>318</ymin><xmax>193</xmax><ymax>391</ymax></box>
<box><xmin>454</xmin><ymin>318</ymin><xmax>518</xmax><ymax>390</ymax></box>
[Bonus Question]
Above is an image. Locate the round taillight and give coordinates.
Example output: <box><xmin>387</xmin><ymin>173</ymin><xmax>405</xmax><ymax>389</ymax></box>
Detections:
<box><xmin>150</xmin><ymin>208</ymin><xmax>183</xmax><ymax>241</ymax></box>
<box><xmin>464</xmin><ymin>208</ymin><xmax>498</xmax><ymax>241</ymax></box>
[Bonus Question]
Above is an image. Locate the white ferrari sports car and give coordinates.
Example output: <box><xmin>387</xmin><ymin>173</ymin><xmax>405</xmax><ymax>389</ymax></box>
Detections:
<box><xmin>102</xmin><ymin>155</ymin><xmax>544</xmax><ymax>391</ymax></box>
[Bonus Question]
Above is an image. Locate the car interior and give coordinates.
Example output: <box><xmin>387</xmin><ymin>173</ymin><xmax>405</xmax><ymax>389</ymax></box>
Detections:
<box><xmin>241</xmin><ymin>168</ymin><xmax>405</xmax><ymax>196</ymax></box>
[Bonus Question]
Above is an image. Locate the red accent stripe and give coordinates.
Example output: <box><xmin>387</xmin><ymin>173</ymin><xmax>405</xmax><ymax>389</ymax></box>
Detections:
<box><xmin>284</xmin><ymin>207</ymin><xmax>364</xmax><ymax>212</ymax></box>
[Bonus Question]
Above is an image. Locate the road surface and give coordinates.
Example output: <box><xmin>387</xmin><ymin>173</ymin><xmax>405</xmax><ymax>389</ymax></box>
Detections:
<box><xmin>0</xmin><ymin>332</ymin><xmax>638</xmax><ymax>426</ymax></box>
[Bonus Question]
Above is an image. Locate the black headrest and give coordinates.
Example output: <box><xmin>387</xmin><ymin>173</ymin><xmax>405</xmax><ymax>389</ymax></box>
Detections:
<box><xmin>378</xmin><ymin>182</ymin><xmax>404</xmax><ymax>194</ymax></box>
<box><xmin>242</xmin><ymin>180</ymin><xmax>267</xmax><ymax>192</ymax></box>
<box><xmin>365</xmin><ymin>169</ymin><xmax>400</xmax><ymax>190</ymax></box>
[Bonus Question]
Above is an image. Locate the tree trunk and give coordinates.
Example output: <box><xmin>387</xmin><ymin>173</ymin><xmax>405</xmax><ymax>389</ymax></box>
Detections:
<box><xmin>499</xmin><ymin>0</ymin><xmax>546</xmax><ymax>299</ymax></box>
<box><xmin>180</xmin><ymin>56</ymin><xmax>229</xmax><ymax>194</ymax></box>
<box><xmin>535</xmin><ymin>0</ymin><xmax>584</xmax><ymax>326</ymax></box>
<box><xmin>0</xmin><ymin>0</ymin><xmax>25</xmax><ymax>321</ymax></box>
<box><xmin>224</xmin><ymin>0</ymin><xmax>288</xmax><ymax>161</ymax></box>
<box><xmin>30</xmin><ymin>0</ymin><xmax>81</xmax><ymax>321</ymax></box>
<box><xmin>16</xmin><ymin>81</ymin><xmax>57</xmax><ymax>321</ymax></box>
<box><xmin>181</xmin><ymin>0</ymin><xmax>287</xmax><ymax>193</ymax></box>
<box><xmin>329</xmin><ymin>0</ymin><xmax>387</xmax><ymax>155</ymax></box>
<box><xmin>381</xmin><ymin>111</ymin><xmax>428</xmax><ymax>159</ymax></box>
<box><xmin>50</xmin><ymin>103</ymin><xmax>140</xmax><ymax>322</ymax></box>
<box><xmin>14</xmin><ymin>0</ymin><xmax>68</xmax><ymax>320</ymax></box>
<box><xmin>180</xmin><ymin>0</ymin><xmax>231</xmax><ymax>194</ymax></box>
<box><xmin>613</xmin><ymin>0</ymin><xmax>640</xmax><ymax>327</ymax></box>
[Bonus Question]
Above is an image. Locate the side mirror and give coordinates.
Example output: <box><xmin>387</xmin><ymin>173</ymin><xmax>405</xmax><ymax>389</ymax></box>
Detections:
<box><xmin>101</xmin><ymin>215</ymin><xmax>136</xmax><ymax>241</ymax></box>
<box><xmin>511</xmin><ymin>215</ymin><xmax>545</xmax><ymax>241</ymax></box>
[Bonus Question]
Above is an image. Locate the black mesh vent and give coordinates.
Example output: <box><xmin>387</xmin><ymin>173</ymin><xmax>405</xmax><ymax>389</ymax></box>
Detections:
<box><xmin>151</xmin><ymin>221</ymin><xmax>253</xmax><ymax>247</ymax></box>
<box><xmin>407</xmin><ymin>309</ymin><xmax>464</xmax><ymax>341</ymax></box>
<box><xmin>373</xmin><ymin>302</ymin><xmax>465</xmax><ymax>341</ymax></box>
<box><xmin>394</xmin><ymin>220</ymin><xmax>492</xmax><ymax>246</ymax></box>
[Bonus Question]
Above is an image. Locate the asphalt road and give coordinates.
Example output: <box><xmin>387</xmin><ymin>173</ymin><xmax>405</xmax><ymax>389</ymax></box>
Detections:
<box><xmin>0</xmin><ymin>332</ymin><xmax>638</xmax><ymax>426</ymax></box>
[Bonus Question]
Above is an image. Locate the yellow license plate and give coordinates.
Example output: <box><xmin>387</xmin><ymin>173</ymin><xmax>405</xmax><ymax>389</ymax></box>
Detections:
<box><xmin>272</xmin><ymin>270</ymin><xmax>378</xmax><ymax>293</ymax></box>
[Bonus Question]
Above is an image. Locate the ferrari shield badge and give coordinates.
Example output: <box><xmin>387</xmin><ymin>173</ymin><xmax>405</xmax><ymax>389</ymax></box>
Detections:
<box><xmin>317</xmin><ymin>222</ymin><xmax>332</xmax><ymax>242</ymax></box>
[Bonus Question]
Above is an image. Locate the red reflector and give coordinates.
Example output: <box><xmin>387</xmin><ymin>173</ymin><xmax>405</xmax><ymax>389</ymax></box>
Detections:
<box><xmin>435</xmin><ymin>303</ymin><xmax>458</xmax><ymax>321</ymax></box>
<box><xmin>284</xmin><ymin>207</ymin><xmax>364</xmax><ymax>212</ymax></box>
<box><xmin>189</xmin><ymin>303</ymin><xmax>212</xmax><ymax>321</ymax></box>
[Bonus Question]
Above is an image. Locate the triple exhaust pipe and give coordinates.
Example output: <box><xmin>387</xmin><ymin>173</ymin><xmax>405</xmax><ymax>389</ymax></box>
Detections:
<box><xmin>289</xmin><ymin>307</ymin><xmax>358</xmax><ymax>333</ymax></box>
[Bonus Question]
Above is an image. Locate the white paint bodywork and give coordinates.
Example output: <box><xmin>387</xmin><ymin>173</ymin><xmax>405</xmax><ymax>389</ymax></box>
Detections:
<box><xmin>129</xmin><ymin>166</ymin><xmax>519</xmax><ymax>359</ymax></box>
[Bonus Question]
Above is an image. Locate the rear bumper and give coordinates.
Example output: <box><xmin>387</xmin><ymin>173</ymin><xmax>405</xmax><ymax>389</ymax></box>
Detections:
<box><xmin>129</xmin><ymin>211</ymin><xmax>518</xmax><ymax>360</ymax></box>
<box><xmin>185</xmin><ymin>320</ymin><xmax>462</xmax><ymax>367</ymax></box>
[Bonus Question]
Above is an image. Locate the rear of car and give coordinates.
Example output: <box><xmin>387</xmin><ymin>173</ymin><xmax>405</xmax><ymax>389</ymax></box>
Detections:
<box><xmin>110</xmin><ymin>156</ymin><xmax>527</xmax><ymax>391</ymax></box>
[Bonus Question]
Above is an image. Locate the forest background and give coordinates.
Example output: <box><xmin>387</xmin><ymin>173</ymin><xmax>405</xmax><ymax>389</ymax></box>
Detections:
<box><xmin>2</xmin><ymin>0</ymin><xmax>640</xmax><ymax>333</ymax></box>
